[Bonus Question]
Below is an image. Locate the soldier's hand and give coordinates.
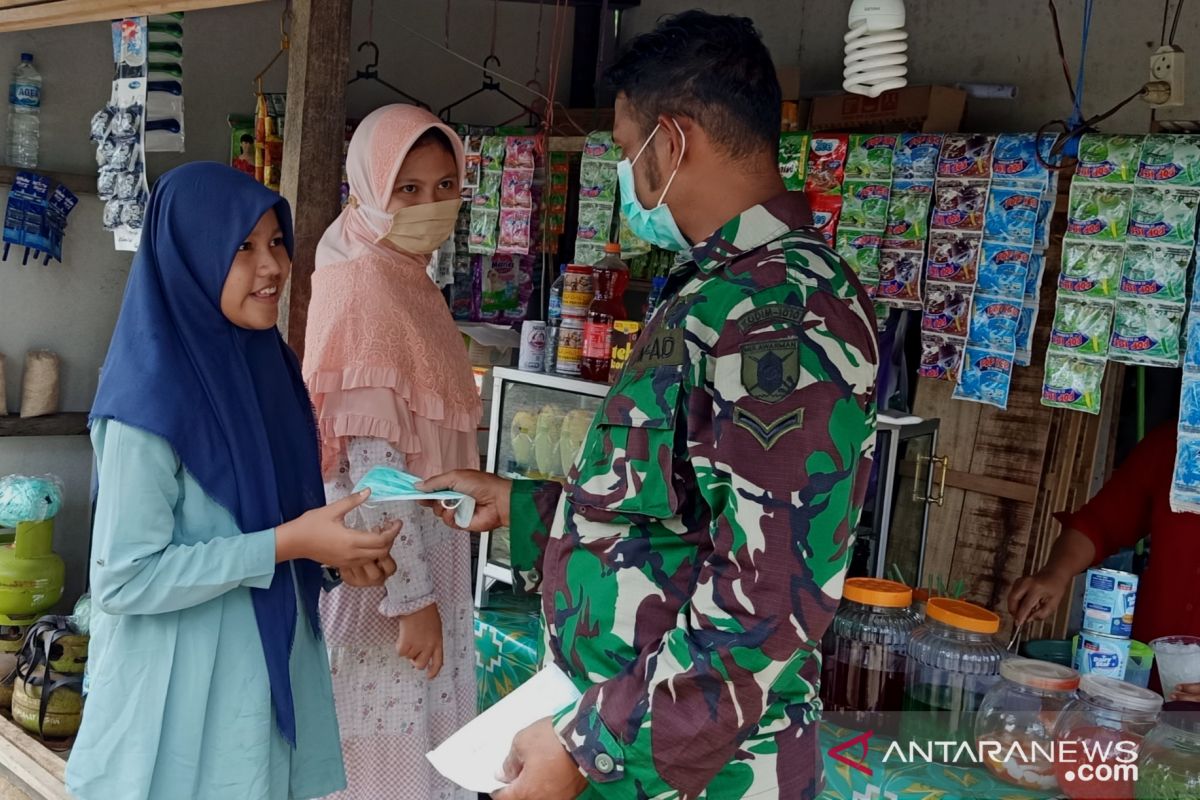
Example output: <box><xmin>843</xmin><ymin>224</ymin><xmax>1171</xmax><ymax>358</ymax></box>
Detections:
<box><xmin>492</xmin><ymin>718</ymin><xmax>587</xmax><ymax>800</ymax></box>
<box><xmin>418</xmin><ymin>470</ymin><xmax>512</xmax><ymax>531</ymax></box>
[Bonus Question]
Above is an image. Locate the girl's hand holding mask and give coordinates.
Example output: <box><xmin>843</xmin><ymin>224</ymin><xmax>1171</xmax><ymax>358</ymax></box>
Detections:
<box><xmin>276</xmin><ymin>490</ymin><xmax>399</xmax><ymax>568</ymax></box>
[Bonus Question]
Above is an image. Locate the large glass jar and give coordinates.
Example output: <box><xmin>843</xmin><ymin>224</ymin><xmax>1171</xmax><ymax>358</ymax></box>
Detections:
<box><xmin>1135</xmin><ymin>701</ymin><xmax>1200</xmax><ymax>800</ymax></box>
<box><xmin>821</xmin><ymin>578</ymin><xmax>917</xmax><ymax>738</ymax></box>
<box><xmin>975</xmin><ymin>657</ymin><xmax>1081</xmax><ymax>790</ymax></box>
<box><xmin>900</xmin><ymin>597</ymin><xmax>1005</xmax><ymax>763</ymax></box>
<box><xmin>1053</xmin><ymin>675</ymin><xmax>1162</xmax><ymax>800</ymax></box>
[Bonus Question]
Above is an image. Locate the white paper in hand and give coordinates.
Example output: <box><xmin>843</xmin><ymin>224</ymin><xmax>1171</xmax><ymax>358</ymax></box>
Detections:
<box><xmin>426</xmin><ymin>664</ymin><xmax>583</xmax><ymax>794</ymax></box>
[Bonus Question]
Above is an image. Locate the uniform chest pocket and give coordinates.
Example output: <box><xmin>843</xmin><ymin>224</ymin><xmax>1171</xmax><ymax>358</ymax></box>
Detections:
<box><xmin>567</xmin><ymin>365</ymin><xmax>685</xmax><ymax>522</ymax></box>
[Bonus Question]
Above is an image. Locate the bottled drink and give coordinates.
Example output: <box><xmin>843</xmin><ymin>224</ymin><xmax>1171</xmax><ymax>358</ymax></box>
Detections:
<box><xmin>581</xmin><ymin>243</ymin><xmax>629</xmax><ymax>383</ymax></box>
<box><xmin>547</xmin><ymin>264</ymin><xmax>566</xmax><ymax>323</ymax></box>
<box><xmin>643</xmin><ymin>275</ymin><xmax>668</xmax><ymax>327</ymax></box>
<box><xmin>542</xmin><ymin>320</ymin><xmax>561</xmax><ymax>374</ymax></box>
<box><xmin>7</xmin><ymin>53</ymin><xmax>40</xmax><ymax>168</ymax></box>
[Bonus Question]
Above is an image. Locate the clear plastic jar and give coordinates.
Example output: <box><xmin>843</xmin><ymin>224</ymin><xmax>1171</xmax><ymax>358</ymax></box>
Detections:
<box><xmin>1135</xmin><ymin>701</ymin><xmax>1200</xmax><ymax>800</ymax></box>
<box><xmin>900</xmin><ymin>597</ymin><xmax>1005</xmax><ymax>763</ymax></box>
<box><xmin>821</xmin><ymin>578</ymin><xmax>917</xmax><ymax>738</ymax></box>
<box><xmin>1053</xmin><ymin>675</ymin><xmax>1162</xmax><ymax>800</ymax></box>
<box><xmin>975</xmin><ymin>657</ymin><xmax>1080</xmax><ymax>790</ymax></box>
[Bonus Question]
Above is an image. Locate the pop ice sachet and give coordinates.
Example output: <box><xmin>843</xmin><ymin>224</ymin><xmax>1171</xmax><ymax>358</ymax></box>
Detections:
<box><xmin>938</xmin><ymin>133</ymin><xmax>996</xmax><ymax>179</ymax></box>
<box><xmin>1126</xmin><ymin>187</ymin><xmax>1200</xmax><ymax>246</ymax></box>
<box><xmin>877</xmin><ymin>248</ymin><xmax>923</xmax><ymax>308</ymax></box>
<box><xmin>953</xmin><ymin>347</ymin><xmax>1014</xmax><ymax>409</ymax></box>
<box><xmin>1042</xmin><ymin>353</ymin><xmax>1106</xmax><ymax>414</ymax></box>
<box><xmin>835</xmin><ymin>230</ymin><xmax>882</xmax><ymax>280</ymax></box>
<box><xmin>932</xmin><ymin>179</ymin><xmax>988</xmax><ymax>231</ymax></box>
<box><xmin>1136</xmin><ymin>134</ymin><xmax>1200</xmax><ymax>186</ymax></box>
<box><xmin>1024</xmin><ymin>251</ymin><xmax>1047</xmax><ymax>301</ymax></box>
<box><xmin>1179</xmin><ymin>377</ymin><xmax>1200</xmax><ymax>432</ymax></box>
<box><xmin>1058</xmin><ymin>241</ymin><xmax>1123</xmax><ymax>298</ymax></box>
<box><xmin>991</xmin><ymin>132</ymin><xmax>1056</xmax><ymax>188</ymax></box>
<box><xmin>1119</xmin><ymin>243</ymin><xmax>1191</xmax><ymax>303</ymax></box>
<box><xmin>1015</xmin><ymin>305</ymin><xmax>1039</xmax><ymax>366</ymax></box>
<box><xmin>1108</xmin><ymin>300</ymin><xmax>1184</xmax><ymax>367</ymax></box>
<box><xmin>841</xmin><ymin>180</ymin><xmax>891</xmax><ymax>231</ymax></box>
<box><xmin>893</xmin><ymin>133</ymin><xmax>943</xmax><ymax>181</ymax></box>
<box><xmin>984</xmin><ymin>186</ymin><xmax>1040</xmax><ymax>245</ymax></box>
<box><xmin>922</xmin><ymin>282</ymin><xmax>973</xmax><ymax>338</ymax></box>
<box><xmin>1076</xmin><ymin>133</ymin><xmax>1144</xmax><ymax>184</ymax></box>
<box><xmin>925</xmin><ymin>231</ymin><xmax>981</xmax><ymax>285</ymax></box>
<box><xmin>976</xmin><ymin>242</ymin><xmax>1031</xmax><ymax>300</ymax></box>
<box><xmin>845</xmin><ymin>133</ymin><xmax>897</xmax><ymax>181</ymax></box>
<box><xmin>967</xmin><ymin>295</ymin><xmax>1022</xmax><ymax>351</ymax></box>
<box><xmin>1067</xmin><ymin>184</ymin><xmax>1133</xmax><ymax>241</ymax></box>
<box><xmin>885</xmin><ymin>181</ymin><xmax>933</xmax><ymax>242</ymax></box>
<box><xmin>1049</xmin><ymin>298</ymin><xmax>1114</xmax><ymax>358</ymax></box>
<box><xmin>918</xmin><ymin>333</ymin><xmax>965</xmax><ymax>382</ymax></box>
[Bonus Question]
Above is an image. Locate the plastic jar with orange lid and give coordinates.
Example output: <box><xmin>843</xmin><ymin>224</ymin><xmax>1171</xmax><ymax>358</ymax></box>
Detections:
<box><xmin>974</xmin><ymin>658</ymin><xmax>1081</xmax><ymax>790</ymax></box>
<box><xmin>900</xmin><ymin>597</ymin><xmax>1006</xmax><ymax>762</ymax></box>
<box><xmin>821</xmin><ymin>578</ymin><xmax>918</xmax><ymax>737</ymax></box>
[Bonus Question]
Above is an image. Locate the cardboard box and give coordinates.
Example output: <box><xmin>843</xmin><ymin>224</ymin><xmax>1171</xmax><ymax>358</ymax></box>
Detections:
<box><xmin>808</xmin><ymin>85</ymin><xmax>967</xmax><ymax>133</ymax></box>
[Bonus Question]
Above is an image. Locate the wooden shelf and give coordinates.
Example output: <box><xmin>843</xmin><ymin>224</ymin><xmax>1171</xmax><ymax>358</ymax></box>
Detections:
<box><xmin>0</xmin><ymin>413</ymin><xmax>89</xmax><ymax>438</ymax></box>
<box><xmin>0</xmin><ymin>0</ymin><xmax>262</xmax><ymax>34</ymax></box>
<box><xmin>0</xmin><ymin>166</ymin><xmax>93</xmax><ymax>196</ymax></box>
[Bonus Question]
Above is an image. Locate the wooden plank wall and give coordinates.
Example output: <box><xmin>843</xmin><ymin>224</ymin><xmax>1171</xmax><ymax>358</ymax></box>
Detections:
<box><xmin>914</xmin><ymin>172</ymin><xmax>1121</xmax><ymax>636</ymax></box>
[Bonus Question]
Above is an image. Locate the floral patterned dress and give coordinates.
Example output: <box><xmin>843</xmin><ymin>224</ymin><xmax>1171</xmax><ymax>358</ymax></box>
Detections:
<box><xmin>320</xmin><ymin>437</ymin><xmax>475</xmax><ymax>800</ymax></box>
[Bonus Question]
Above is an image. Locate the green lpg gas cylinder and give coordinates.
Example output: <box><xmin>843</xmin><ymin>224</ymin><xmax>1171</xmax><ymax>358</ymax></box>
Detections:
<box><xmin>12</xmin><ymin>666</ymin><xmax>82</xmax><ymax>739</ymax></box>
<box><xmin>0</xmin><ymin>519</ymin><xmax>64</xmax><ymax>626</ymax></box>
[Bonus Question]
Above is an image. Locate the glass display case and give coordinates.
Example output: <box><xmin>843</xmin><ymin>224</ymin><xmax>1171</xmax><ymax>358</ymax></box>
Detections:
<box><xmin>849</xmin><ymin>412</ymin><xmax>943</xmax><ymax>587</ymax></box>
<box><xmin>475</xmin><ymin>367</ymin><xmax>609</xmax><ymax>607</ymax></box>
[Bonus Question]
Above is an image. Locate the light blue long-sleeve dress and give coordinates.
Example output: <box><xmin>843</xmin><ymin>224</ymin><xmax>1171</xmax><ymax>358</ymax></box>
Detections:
<box><xmin>65</xmin><ymin>420</ymin><xmax>346</xmax><ymax>800</ymax></box>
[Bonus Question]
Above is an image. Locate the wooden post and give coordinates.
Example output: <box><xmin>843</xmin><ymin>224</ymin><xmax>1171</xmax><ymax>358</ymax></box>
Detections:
<box><xmin>279</xmin><ymin>0</ymin><xmax>353</xmax><ymax>358</ymax></box>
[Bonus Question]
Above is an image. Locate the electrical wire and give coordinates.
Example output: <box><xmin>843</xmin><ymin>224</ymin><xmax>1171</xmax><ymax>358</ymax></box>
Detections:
<box><xmin>1048</xmin><ymin>0</ymin><xmax>1076</xmax><ymax>105</ymax></box>
<box><xmin>1070</xmin><ymin>0</ymin><xmax>1095</xmax><ymax>125</ymax></box>
<box><xmin>1035</xmin><ymin>83</ymin><xmax>1150</xmax><ymax>171</ymax></box>
<box><xmin>1171</xmin><ymin>0</ymin><xmax>1187</xmax><ymax>44</ymax></box>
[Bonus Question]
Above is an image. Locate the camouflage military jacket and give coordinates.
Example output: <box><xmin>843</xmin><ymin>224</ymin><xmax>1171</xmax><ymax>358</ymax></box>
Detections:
<box><xmin>509</xmin><ymin>192</ymin><xmax>879</xmax><ymax>799</ymax></box>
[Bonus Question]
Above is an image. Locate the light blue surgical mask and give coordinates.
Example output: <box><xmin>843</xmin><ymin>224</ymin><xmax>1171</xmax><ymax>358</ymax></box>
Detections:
<box><xmin>617</xmin><ymin>120</ymin><xmax>691</xmax><ymax>252</ymax></box>
<box><xmin>353</xmin><ymin>465</ymin><xmax>477</xmax><ymax>529</ymax></box>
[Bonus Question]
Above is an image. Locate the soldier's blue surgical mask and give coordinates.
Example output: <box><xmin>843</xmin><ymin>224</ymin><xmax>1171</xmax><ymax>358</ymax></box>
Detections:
<box><xmin>617</xmin><ymin>120</ymin><xmax>691</xmax><ymax>252</ymax></box>
<box><xmin>353</xmin><ymin>465</ymin><xmax>477</xmax><ymax>529</ymax></box>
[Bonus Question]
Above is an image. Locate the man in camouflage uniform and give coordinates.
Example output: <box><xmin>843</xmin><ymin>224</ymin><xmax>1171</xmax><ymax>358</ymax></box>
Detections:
<box><xmin>425</xmin><ymin>11</ymin><xmax>878</xmax><ymax>799</ymax></box>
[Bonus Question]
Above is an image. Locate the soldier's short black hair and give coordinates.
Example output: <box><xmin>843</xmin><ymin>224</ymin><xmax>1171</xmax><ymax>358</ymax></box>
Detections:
<box><xmin>605</xmin><ymin>10</ymin><xmax>781</xmax><ymax>158</ymax></box>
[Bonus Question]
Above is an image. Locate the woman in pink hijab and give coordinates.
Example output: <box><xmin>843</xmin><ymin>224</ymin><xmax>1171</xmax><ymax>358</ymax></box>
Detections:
<box><xmin>304</xmin><ymin>105</ymin><xmax>480</xmax><ymax>800</ymax></box>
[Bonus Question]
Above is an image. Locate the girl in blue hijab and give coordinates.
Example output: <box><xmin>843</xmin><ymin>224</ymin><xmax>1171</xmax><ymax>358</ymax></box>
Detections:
<box><xmin>66</xmin><ymin>163</ymin><xmax>400</xmax><ymax>800</ymax></box>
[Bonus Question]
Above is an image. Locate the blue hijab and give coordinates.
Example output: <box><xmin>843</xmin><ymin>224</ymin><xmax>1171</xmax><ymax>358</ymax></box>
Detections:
<box><xmin>91</xmin><ymin>162</ymin><xmax>326</xmax><ymax>747</ymax></box>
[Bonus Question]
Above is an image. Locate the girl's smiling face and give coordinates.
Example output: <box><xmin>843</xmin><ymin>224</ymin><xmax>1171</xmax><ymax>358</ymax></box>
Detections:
<box><xmin>387</xmin><ymin>132</ymin><xmax>460</xmax><ymax>213</ymax></box>
<box><xmin>220</xmin><ymin>208</ymin><xmax>291</xmax><ymax>330</ymax></box>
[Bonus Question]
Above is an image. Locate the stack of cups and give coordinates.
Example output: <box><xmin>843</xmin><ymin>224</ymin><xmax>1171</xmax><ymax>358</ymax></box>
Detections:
<box><xmin>1074</xmin><ymin>568</ymin><xmax>1148</xmax><ymax>685</ymax></box>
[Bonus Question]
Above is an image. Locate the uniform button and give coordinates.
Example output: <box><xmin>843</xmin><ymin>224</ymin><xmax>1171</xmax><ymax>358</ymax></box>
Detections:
<box><xmin>528</xmin><ymin>568</ymin><xmax>541</xmax><ymax>582</ymax></box>
<box><xmin>594</xmin><ymin>753</ymin><xmax>615</xmax><ymax>774</ymax></box>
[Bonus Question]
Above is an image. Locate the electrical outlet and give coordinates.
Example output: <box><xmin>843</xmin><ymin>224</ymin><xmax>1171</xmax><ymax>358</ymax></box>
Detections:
<box><xmin>1150</xmin><ymin>45</ymin><xmax>1186</xmax><ymax>107</ymax></box>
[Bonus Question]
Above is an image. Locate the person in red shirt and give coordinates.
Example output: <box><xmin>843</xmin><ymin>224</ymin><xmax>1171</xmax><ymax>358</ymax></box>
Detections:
<box><xmin>1009</xmin><ymin>421</ymin><xmax>1200</xmax><ymax>701</ymax></box>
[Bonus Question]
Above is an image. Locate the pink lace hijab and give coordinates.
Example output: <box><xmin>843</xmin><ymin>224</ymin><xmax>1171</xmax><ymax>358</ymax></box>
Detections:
<box><xmin>304</xmin><ymin>105</ymin><xmax>480</xmax><ymax>479</ymax></box>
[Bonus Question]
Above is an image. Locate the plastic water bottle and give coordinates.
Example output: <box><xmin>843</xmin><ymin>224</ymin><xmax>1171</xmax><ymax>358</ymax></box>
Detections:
<box><xmin>7</xmin><ymin>53</ymin><xmax>41</xmax><ymax>168</ymax></box>
<box><xmin>547</xmin><ymin>264</ymin><xmax>566</xmax><ymax>323</ymax></box>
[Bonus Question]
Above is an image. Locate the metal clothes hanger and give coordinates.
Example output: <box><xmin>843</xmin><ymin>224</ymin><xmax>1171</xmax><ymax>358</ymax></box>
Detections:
<box><xmin>348</xmin><ymin>41</ymin><xmax>430</xmax><ymax>111</ymax></box>
<box><xmin>439</xmin><ymin>55</ymin><xmax>544</xmax><ymax>127</ymax></box>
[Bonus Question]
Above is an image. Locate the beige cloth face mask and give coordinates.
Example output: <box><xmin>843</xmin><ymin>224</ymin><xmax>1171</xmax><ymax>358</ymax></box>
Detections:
<box><xmin>377</xmin><ymin>198</ymin><xmax>461</xmax><ymax>255</ymax></box>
